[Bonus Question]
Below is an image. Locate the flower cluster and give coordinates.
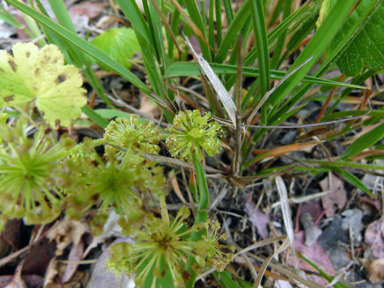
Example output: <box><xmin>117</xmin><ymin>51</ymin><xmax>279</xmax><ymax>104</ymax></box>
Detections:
<box><xmin>106</xmin><ymin>206</ymin><xmax>204</xmax><ymax>288</ymax></box>
<box><xmin>104</xmin><ymin>115</ymin><xmax>160</xmax><ymax>154</ymax></box>
<box><xmin>201</xmin><ymin>220</ymin><xmax>235</xmax><ymax>272</ymax></box>
<box><xmin>0</xmin><ymin>120</ymin><xmax>63</xmax><ymax>224</ymax></box>
<box><xmin>166</xmin><ymin>110</ymin><xmax>222</xmax><ymax>161</ymax></box>
<box><xmin>57</xmin><ymin>147</ymin><xmax>165</xmax><ymax>230</ymax></box>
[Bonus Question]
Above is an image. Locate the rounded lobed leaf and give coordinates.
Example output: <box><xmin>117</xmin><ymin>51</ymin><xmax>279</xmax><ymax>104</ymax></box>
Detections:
<box><xmin>0</xmin><ymin>43</ymin><xmax>87</xmax><ymax>128</ymax></box>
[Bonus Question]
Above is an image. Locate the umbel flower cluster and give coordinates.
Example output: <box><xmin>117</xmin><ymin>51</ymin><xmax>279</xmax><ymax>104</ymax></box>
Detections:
<box><xmin>0</xmin><ymin>117</ymin><xmax>64</xmax><ymax>224</ymax></box>
<box><xmin>106</xmin><ymin>195</ymin><xmax>235</xmax><ymax>288</ymax></box>
<box><xmin>104</xmin><ymin>115</ymin><xmax>160</xmax><ymax>154</ymax></box>
<box><xmin>166</xmin><ymin>110</ymin><xmax>222</xmax><ymax>161</ymax></box>
<box><xmin>0</xmin><ymin>108</ymin><xmax>229</xmax><ymax>287</ymax></box>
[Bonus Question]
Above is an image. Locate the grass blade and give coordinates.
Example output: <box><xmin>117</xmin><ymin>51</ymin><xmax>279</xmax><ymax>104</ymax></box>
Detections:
<box><xmin>81</xmin><ymin>106</ymin><xmax>108</xmax><ymax>129</ymax></box>
<box><xmin>342</xmin><ymin>122</ymin><xmax>384</xmax><ymax>160</ymax></box>
<box><xmin>215</xmin><ymin>0</ymin><xmax>251</xmax><ymax>63</ymax></box>
<box><xmin>166</xmin><ymin>62</ymin><xmax>365</xmax><ymax>89</ymax></box>
<box><xmin>250</xmin><ymin>0</ymin><xmax>270</xmax><ymax>125</ymax></box>
<box><xmin>183</xmin><ymin>0</ymin><xmax>211</xmax><ymax>60</ymax></box>
<box><xmin>268</xmin><ymin>0</ymin><xmax>359</xmax><ymax>110</ymax></box>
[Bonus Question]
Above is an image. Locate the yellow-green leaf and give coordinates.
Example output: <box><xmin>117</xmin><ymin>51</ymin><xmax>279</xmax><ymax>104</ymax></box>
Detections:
<box><xmin>0</xmin><ymin>43</ymin><xmax>87</xmax><ymax>128</ymax></box>
<box><xmin>90</xmin><ymin>27</ymin><xmax>140</xmax><ymax>70</ymax></box>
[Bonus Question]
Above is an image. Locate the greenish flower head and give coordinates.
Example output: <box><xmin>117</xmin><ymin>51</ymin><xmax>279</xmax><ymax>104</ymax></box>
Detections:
<box><xmin>106</xmin><ymin>206</ymin><xmax>205</xmax><ymax>288</ymax></box>
<box><xmin>58</xmin><ymin>148</ymin><xmax>165</xmax><ymax>225</ymax></box>
<box><xmin>104</xmin><ymin>115</ymin><xmax>160</xmax><ymax>154</ymax></box>
<box><xmin>201</xmin><ymin>220</ymin><xmax>235</xmax><ymax>272</ymax></box>
<box><xmin>166</xmin><ymin>110</ymin><xmax>222</xmax><ymax>161</ymax></box>
<box><xmin>0</xmin><ymin>120</ymin><xmax>63</xmax><ymax>224</ymax></box>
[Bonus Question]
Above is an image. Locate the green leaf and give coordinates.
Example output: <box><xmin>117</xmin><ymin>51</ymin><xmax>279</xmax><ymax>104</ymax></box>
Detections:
<box><xmin>90</xmin><ymin>27</ymin><xmax>140</xmax><ymax>70</ymax></box>
<box><xmin>342</xmin><ymin>122</ymin><xmax>384</xmax><ymax>159</ymax></box>
<box><xmin>81</xmin><ymin>106</ymin><xmax>108</xmax><ymax>128</ymax></box>
<box><xmin>298</xmin><ymin>253</ymin><xmax>350</xmax><ymax>288</ymax></box>
<box><xmin>339</xmin><ymin>169</ymin><xmax>374</xmax><ymax>196</ymax></box>
<box><xmin>0</xmin><ymin>43</ymin><xmax>86</xmax><ymax>128</ymax></box>
<box><xmin>115</xmin><ymin>0</ymin><xmax>156</xmax><ymax>55</ymax></box>
<box><xmin>215</xmin><ymin>0</ymin><xmax>250</xmax><ymax>63</ymax></box>
<box><xmin>335</xmin><ymin>0</ymin><xmax>384</xmax><ymax>76</ymax></box>
<box><xmin>213</xmin><ymin>271</ymin><xmax>239</xmax><ymax>288</ymax></box>
<box><xmin>166</xmin><ymin>62</ymin><xmax>365</xmax><ymax>89</ymax></box>
<box><xmin>268</xmin><ymin>0</ymin><xmax>359</xmax><ymax>113</ymax></box>
<box><xmin>250</xmin><ymin>0</ymin><xmax>270</xmax><ymax>124</ymax></box>
<box><xmin>316</xmin><ymin>0</ymin><xmax>336</xmax><ymax>28</ymax></box>
<box><xmin>321</xmin><ymin>109</ymin><xmax>384</xmax><ymax>122</ymax></box>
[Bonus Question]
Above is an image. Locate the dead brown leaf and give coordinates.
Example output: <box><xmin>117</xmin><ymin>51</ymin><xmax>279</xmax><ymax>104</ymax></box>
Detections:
<box><xmin>361</xmin><ymin>258</ymin><xmax>384</xmax><ymax>283</ymax></box>
<box><xmin>46</xmin><ymin>220</ymin><xmax>88</xmax><ymax>254</ymax></box>
<box><xmin>68</xmin><ymin>2</ymin><xmax>107</xmax><ymax>19</ymax></box>
<box><xmin>319</xmin><ymin>173</ymin><xmax>347</xmax><ymax>218</ymax></box>
<box><xmin>251</xmin><ymin>141</ymin><xmax>322</xmax><ymax>164</ymax></box>
<box><xmin>43</xmin><ymin>258</ymin><xmax>58</xmax><ymax>288</ymax></box>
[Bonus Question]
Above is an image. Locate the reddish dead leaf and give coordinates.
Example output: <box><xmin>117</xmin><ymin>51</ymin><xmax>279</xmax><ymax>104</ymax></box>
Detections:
<box><xmin>21</xmin><ymin>236</ymin><xmax>56</xmax><ymax>277</ymax></box>
<box><xmin>244</xmin><ymin>200</ymin><xmax>270</xmax><ymax>239</ymax></box>
<box><xmin>345</xmin><ymin>96</ymin><xmax>384</xmax><ymax>105</ymax></box>
<box><xmin>365</xmin><ymin>217</ymin><xmax>384</xmax><ymax>259</ymax></box>
<box><xmin>5</xmin><ymin>259</ymin><xmax>26</xmax><ymax>288</ymax></box>
<box><xmin>251</xmin><ymin>141</ymin><xmax>322</xmax><ymax>163</ymax></box>
<box><xmin>68</xmin><ymin>2</ymin><xmax>107</xmax><ymax>19</ymax></box>
<box><xmin>62</xmin><ymin>240</ymin><xmax>84</xmax><ymax>283</ymax></box>
<box><xmin>349</xmin><ymin>150</ymin><xmax>384</xmax><ymax>161</ymax></box>
<box><xmin>290</xmin><ymin>231</ymin><xmax>335</xmax><ymax>285</ymax></box>
<box><xmin>295</xmin><ymin>127</ymin><xmax>330</xmax><ymax>141</ymax></box>
<box><xmin>319</xmin><ymin>173</ymin><xmax>347</xmax><ymax>218</ymax></box>
<box><xmin>298</xmin><ymin>200</ymin><xmax>323</xmax><ymax>223</ymax></box>
<box><xmin>0</xmin><ymin>219</ymin><xmax>21</xmax><ymax>258</ymax></box>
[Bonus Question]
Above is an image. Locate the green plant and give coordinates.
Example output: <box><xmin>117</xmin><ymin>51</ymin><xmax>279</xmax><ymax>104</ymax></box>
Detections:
<box><xmin>0</xmin><ymin>0</ymin><xmax>383</xmax><ymax>287</ymax></box>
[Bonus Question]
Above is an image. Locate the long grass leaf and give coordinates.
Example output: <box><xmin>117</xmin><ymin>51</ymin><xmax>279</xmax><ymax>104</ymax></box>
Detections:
<box><xmin>166</xmin><ymin>62</ymin><xmax>365</xmax><ymax>89</ymax></box>
<box><xmin>342</xmin><ymin>122</ymin><xmax>384</xmax><ymax>160</ymax></box>
<box><xmin>183</xmin><ymin>0</ymin><xmax>211</xmax><ymax>60</ymax></box>
<box><xmin>215</xmin><ymin>0</ymin><xmax>251</xmax><ymax>63</ymax></box>
<box><xmin>268</xmin><ymin>0</ymin><xmax>359</xmax><ymax>110</ymax></box>
<box><xmin>250</xmin><ymin>0</ymin><xmax>270</xmax><ymax>124</ymax></box>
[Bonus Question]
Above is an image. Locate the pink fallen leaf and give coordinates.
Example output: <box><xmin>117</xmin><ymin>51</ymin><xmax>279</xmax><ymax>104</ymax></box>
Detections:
<box><xmin>365</xmin><ymin>217</ymin><xmax>384</xmax><ymax>259</ymax></box>
<box><xmin>289</xmin><ymin>231</ymin><xmax>335</xmax><ymax>286</ymax></box>
<box><xmin>68</xmin><ymin>2</ymin><xmax>107</xmax><ymax>19</ymax></box>
<box><xmin>62</xmin><ymin>240</ymin><xmax>84</xmax><ymax>283</ymax></box>
<box><xmin>319</xmin><ymin>173</ymin><xmax>346</xmax><ymax>218</ymax></box>
<box><xmin>244</xmin><ymin>200</ymin><xmax>270</xmax><ymax>239</ymax></box>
